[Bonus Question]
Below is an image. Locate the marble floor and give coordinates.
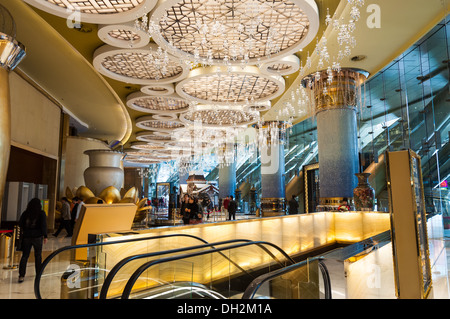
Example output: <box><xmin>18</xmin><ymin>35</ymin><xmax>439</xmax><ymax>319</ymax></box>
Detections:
<box><xmin>0</xmin><ymin>231</ymin><xmax>449</xmax><ymax>299</ymax></box>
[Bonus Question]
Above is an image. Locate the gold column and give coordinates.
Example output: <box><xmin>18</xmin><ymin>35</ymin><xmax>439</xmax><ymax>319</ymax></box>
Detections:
<box><xmin>0</xmin><ymin>67</ymin><xmax>11</xmax><ymax>214</ymax></box>
<box><xmin>0</xmin><ymin>32</ymin><xmax>26</xmax><ymax>220</ymax></box>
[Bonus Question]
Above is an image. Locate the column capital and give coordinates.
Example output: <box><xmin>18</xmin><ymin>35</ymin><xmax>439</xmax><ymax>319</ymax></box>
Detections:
<box><xmin>301</xmin><ymin>68</ymin><xmax>368</xmax><ymax>114</ymax></box>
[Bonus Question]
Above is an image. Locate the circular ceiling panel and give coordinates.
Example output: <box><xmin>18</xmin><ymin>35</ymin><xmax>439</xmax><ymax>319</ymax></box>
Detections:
<box><xmin>260</xmin><ymin>55</ymin><xmax>301</xmax><ymax>76</ymax></box>
<box><xmin>127</xmin><ymin>92</ymin><xmax>190</xmax><ymax>114</ymax></box>
<box><xmin>150</xmin><ymin>0</ymin><xmax>319</xmax><ymax>65</ymax></box>
<box><xmin>23</xmin><ymin>0</ymin><xmax>157</xmax><ymax>24</ymax></box>
<box><xmin>180</xmin><ymin>106</ymin><xmax>259</xmax><ymax>127</ymax></box>
<box><xmin>98</xmin><ymin>22</ymin><xmax>150</xmax><ymax>48</ymax></box>
<box><xmin>176</xmin><ymin>66</ymin><xmax>285</xmax><ymax>105</ymax></box>
<box><xmin>243</xmin><ymin>101</ymin><xmax>271</xmax><ymax>112</ymax></box>
<box><xmin>141</xmin><ymin>83</ymin><xmax>175</xmax><ymax>96</ymax></box>
<box><xmin>135</xmin><ymin>131</ymin><xmax>174</xmax><ymax>143</ymax></box>
<box><xmin>135</xmin><ymin>116</ymin><xmax>186</xmax><ymax>131</ymax></box>
<box><xmin>130</xmin><ymin>141</ymin><xmax>167</xmax><ymax>151</ymax></box>
<box><xmin>93</xmin><ymin>44</ymin><xmax>189</xmax><ymax>85</ymax></box>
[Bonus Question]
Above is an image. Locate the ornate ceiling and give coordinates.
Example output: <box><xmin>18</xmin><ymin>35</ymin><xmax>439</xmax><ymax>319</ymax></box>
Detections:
<box><xmin>7</xmin><ymin>0</ymin><xmax>449</xmax><ymax>166</ymax></box>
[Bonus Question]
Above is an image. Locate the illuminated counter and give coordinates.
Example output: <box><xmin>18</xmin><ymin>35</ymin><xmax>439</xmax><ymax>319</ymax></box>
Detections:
<box><xmin>92</xmin><ymin>211</ymin><xmax>390</xmax><ymax>270</ymax></box>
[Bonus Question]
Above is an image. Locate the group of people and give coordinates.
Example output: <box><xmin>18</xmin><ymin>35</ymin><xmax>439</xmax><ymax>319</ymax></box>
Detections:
<box><xmin>53</xmin><ymin>196</ymin><xmax>84</xmax><ymax>237</ymax></box>
<box><xmin>180</xmin><ymin>194</ymin><xmax>204</xmax><ymax>225</ymax></box>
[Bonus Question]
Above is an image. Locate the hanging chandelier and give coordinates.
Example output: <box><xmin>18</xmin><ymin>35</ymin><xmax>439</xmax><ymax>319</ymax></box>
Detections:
<box><xmin>136</xmin><ymin>0</ymin><xmax>319</xmax><ymax>67</ymax></box>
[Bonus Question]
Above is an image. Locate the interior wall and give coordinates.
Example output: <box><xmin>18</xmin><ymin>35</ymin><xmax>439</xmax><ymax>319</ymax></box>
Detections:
<box><xmin>9</xmin><ymin>72</ymin><xmax>61</xmax><ymax>157</ymax></box>
<box><xmin>1</xmin><ymin>72</ymin><xmax>62</xmax><ymax>228</ymax></box>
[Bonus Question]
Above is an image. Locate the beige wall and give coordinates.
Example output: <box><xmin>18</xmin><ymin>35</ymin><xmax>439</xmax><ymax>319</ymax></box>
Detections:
<box><xmin>6</xmin><ymin>72</ymin><xmax>62</xmax><ymax>228</ymax></box>
<box><xmin>9</xmin><ymin>72</ymin><xmax>61</xmax><ymax>158</ymax></box>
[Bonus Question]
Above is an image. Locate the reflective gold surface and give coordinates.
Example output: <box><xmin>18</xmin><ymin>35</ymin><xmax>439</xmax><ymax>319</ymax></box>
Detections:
<box><xmin>98</xmin><ymin>186</ymin><xmax>121</xmax><ymax>204</ymax></box>
<box><xmin>0</xmin><ymin>68</ymin><xmax>11</xmax><ymax>212</ymax></box>
<box><xmin>75</xmin><ymin>185</ymin><xmax>95</xmax><ymax>201</ymax></box>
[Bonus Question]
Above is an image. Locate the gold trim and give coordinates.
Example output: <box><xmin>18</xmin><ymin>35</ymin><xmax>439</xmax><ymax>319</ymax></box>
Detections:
<box><xmin>386</xmin><ymin>149</ymin><xmax>432</xmax><ymax>299</ymax></box>
<box><xmin>303</xmin><ymin>162</ymin><xmax>319</xmax><ymax>214</ymax></box>
<box><xmin>408</xmin><ymin>150</ymin><xmax>432</xmax><ymax>299</ymax></box>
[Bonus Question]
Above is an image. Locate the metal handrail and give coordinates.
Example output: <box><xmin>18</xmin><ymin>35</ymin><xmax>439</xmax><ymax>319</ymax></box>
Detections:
<box><xmin>241</xmin><ymin>257</ymin><xmax>332</xmax><ymax>299</ymax></box>
<box><xmin>99</xmin><ymin>239</ymin><xmax>267</xmax><ymax>299</ymax></box>
<box><xmin>121</xmin><ymin>241</ymin><xmax>296</xmax><ymax>299</ymax></box>
<box><xmin>34</xmin><ymin>233</ymin><xmax>216</xmax><ymax>299</ymax></box>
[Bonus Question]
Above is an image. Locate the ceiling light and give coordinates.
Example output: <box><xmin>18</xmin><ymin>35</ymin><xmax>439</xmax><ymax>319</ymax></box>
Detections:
<box><xmin>98</xmin><ymin>22</ymin><xmax>150</xmax><ymax>48</ymax></box>
<box><xmin>24</xmin><ymin>0</ymin><xmax>157</xmax><ymax>24</ymax></box>
<box><xmin>93</xmin><ymin>43</ymin><xmax>189</xmax><ymax>85</ymax></box>
<box><xmin>135</xmin><ymin>116</ymin><xmax>186</xmax><ymax>131</ymax></box>
<box><xmin>126</xmin><ymin>92</ymin><xmax>190</xmax><ymax>113</ymax></box>
<box><xmin>146</xmin><ymin>0</ymin><xmax>319</xmax><ymax>66</ymax></box>
<box><xmin>176</xmin><ymin>65</ymin><xmax>285</xmax><ymax>105</ymax></box>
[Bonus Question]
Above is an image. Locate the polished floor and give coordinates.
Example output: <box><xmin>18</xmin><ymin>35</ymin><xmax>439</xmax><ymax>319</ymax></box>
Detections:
<box><xmin>1</xmin><ymin>230</ymin><xmax>449</xmax><ymax>299</ymax></box>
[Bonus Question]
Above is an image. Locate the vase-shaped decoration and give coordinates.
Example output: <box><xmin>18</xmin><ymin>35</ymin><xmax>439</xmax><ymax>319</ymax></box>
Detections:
<box><xmin>353</xmin><ymin>173</ymin><xmax>375</xmax><ymax>211</ymax></box>
<box><xmin>83</xmin><ymin>149</ymin><xmax>124</xmax><ymax>196</ymax></box>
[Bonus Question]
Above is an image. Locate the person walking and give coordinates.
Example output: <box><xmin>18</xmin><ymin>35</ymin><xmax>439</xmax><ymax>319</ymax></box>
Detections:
<box><xmin>222</xmin><ymin>196</ymin><xmax>230</xmax><ymax>220</ymax></box>
<box><xmin>70</xmin><ymin>196</ymin><xmax>79</xmax><ymax>231</ymax></box>
<box><xmin>227</xmin><ymin>195</ymin><xmax>237</xmax><ymax>220</ymax></box>
<box><xmin>288</xmin><ymin>195</ymin><xmax>299</xmax><ymax>214</ymax></box>
<box><xmin>180</xmin><ymin>194</ymin><xmax>190</xmax><ymax>225</ymax></box>
<box><xmin>53</xmin><ymin>197</ymin><xmax>72</xmax><ymax>237</ymax></box>
<box><xmin>18</xmin><ymin>198</ymin><xmax>48</xmax><ymax>283</ymax></box>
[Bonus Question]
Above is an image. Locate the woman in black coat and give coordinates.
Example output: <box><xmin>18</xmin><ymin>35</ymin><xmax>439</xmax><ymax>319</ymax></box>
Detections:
<box><xmin>18</xmin><ymin>198</ymin><xmax>48</xmax><ymax>283</ymax></box>
<box><xmin>180</xmin><ymin>194</ymin><xmax>190</xmax><ymax>225</ymax></box>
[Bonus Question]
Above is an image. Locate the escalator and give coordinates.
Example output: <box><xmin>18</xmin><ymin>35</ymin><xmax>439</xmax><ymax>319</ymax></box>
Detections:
<box><xmin>35</xmin><ymin>224</ymin><xmax>393</xmax><ymax>299</ymax></box>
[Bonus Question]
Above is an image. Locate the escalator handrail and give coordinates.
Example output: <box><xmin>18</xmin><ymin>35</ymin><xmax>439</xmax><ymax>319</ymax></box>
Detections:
<box><xmin>241</xmin><ymin>257</ymin><xmax>332</xmax><ymax>299</ymax></box>
<box><xmin>121</xmin><ymin>240</ymin><xmax>295</xmax><ymax>299</ymax></box>
<box><xmin>34</xmin><ymin>233</ymin><xmax>214</xmax><ymax>299</ymax></box>
<box><xmin>99</xmin><ymin>239</ymin><xmax>258</xmax><ymax>299</ymax></box>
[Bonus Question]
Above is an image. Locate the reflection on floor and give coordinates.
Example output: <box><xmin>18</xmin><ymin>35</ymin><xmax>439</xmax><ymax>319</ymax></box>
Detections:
<box><xmin>0</xmin><ymin>231</ymin><xmax>449</xmax><ymax>299</ymax></box>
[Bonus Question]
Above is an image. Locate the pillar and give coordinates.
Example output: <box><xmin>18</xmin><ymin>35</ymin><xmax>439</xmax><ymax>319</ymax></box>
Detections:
<box><xmin>259</xmin><ymin>122</ymin><xmax>286</xmax><ymax>217</ymax></box>
<box><xmin>218</xmin><ymin>161</ymin><xmax>236</xmax><ymax>200</ymax></box>
<box><xmin>303</xmin><ymin>68</ymin><xmax>367</xmax><ymax>208</ymax></box>
<box><xmin>0</xmin><ymin>28</ymin><xmax>26</xmax><ymax>223</ymax></box>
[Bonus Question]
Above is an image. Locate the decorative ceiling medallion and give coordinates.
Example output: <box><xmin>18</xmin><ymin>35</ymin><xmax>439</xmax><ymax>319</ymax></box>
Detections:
<box><xmin>180</xmin><ymin>105</ymin><xmax>259</xmax><ymax>127</ymax></box>
<box><xmin>260</xmin><ymin>55</ymin><xmax>300</xmax><ymax>76</ymax></box>
<box><xmin>151</xmin><ymin>114</ymin><xmax>178</xmax><ymax>121</ymax></box>
<box><xmin>98</xmin><ymin>22</ymin><xmax>150</xmax><ymax>48</ymax></box>
<box><xmin>126</xmin><ymin>91</ymin><xmax>190</xmax><ymax>114</ymax></box>
<box><xmin>171</xmin><ymin>127</ymin><xmax>228</xmax><ymax>142</ymax></box>
<box><xmin>141</xmin><ymin>83</ymin><xmax>174</xmax><ymax>96</ymax></box>
<box><xmin>176</xmin><ymin>66</ymin><xmax>285</xmax><ymax>105</ymax></box>
<box><xmin>243</xmin><ymin>101</ymin><xmax>271</xmax><ymax>112</ymax></box>
<box><xmin>130</xmin><ymin>141</ymin><xmax>167</xmax><ymax>151</ymax></box>
<box><xmin>124</xmin><ymin>158</ymin><xmax>161</xmax><ymax>164</ymax></box>
<box><xmin>135</xmin><ymin>131</ymin><xmax>173</xmax><ymax>143</ymax></box>
<box><xmin>135</xmin><ymin>115</ymin><xmax>186</xmax><ymax>131</ymax></box>
<box><xmin>93</xmin><ymin>44</ymin><xmax>189</xmax><ymax>85</ymax></box>
<box><xmin>123</xmin><ymin>149</ymin><xmax>159</xmax><ymax>156</ymax></box>
<box><xmin>23</xmin><ymin>0</ymin><xmax>156</xmax><ymax>24</ymax></box>
<box><xmin>149</xmin><ymin>0</ymin><xmax>318</xmax><ymax>65</ymax></box>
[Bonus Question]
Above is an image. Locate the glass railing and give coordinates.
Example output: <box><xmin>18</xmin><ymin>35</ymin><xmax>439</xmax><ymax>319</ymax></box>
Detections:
<box><xmin>35</xmin><ymin>233</ymin><xmax>222</xmax><ymax>299</ymax></box>
<box><xmin>120</xmin><ymin>241</ymin><xmax>296</xmax><ymax>299</ymax></box>
<box><xmin>242</xmin><ymin>257</ymin><xmax>331</xmax><ymax>299</ymax></box>
<box><xmin>99</xmin><ymin>239</ymin><xmax>287</xmax><ymax>299</ymax></box>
